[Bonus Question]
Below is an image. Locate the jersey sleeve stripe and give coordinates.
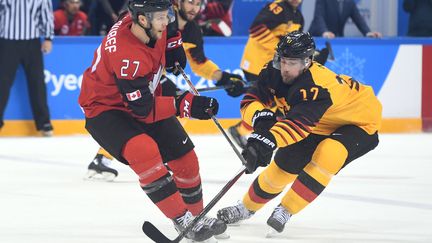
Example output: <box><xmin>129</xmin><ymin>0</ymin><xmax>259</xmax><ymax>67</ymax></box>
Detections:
<box><xmin>272</xmin><ymin>123</ymin><xmax>298</xmax><ymax>142</ymax></box>
<box><xmin>280</xmin><ymin>119</ymin><xmax>307</xmax><ymax>138</ymax></box>
<box><xmin>293</xmin><ymin>119</ymin><xmax>313</xmax><ymax>133</ymax></box>
<box><xmin>271</xmin><ymin>128</ymin><xmax>288</xmax><ymax>145</ymax></box>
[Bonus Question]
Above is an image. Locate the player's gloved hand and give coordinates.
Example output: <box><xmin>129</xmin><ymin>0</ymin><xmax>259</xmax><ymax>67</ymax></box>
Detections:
<box><xmin>216</xmin><ymin>71</ymin><xmax>246</xmax><ymax>97</ymax></box>
<box><xmin>251</xmin><ymin>109</ymin><xmax>276</xmax><ymax>131</ymax></box>
<box><xmin>313</xmin><ymin>48</ymin><xmax>329</xmax><ymax>65</ymax></box>
<box><xmin>166</xmin><ymin>31</ymin><xmax>186</xmax><ymax>75</ymax></box>
<box><xmin>242</xmin><ymin>130</ymin><xmax>277</xmax><ymax>174</ymax></box>
<box><xmin>175</xmin><ymin>91</ymin><xmax>219</xmax><ymax>120</ymax></box>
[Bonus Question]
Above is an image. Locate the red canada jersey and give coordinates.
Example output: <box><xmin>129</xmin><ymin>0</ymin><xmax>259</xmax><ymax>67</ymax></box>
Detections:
<box><xmin>54</xmin><ymin>10</ymin><xmax>90</xmax><ymax>36</ymax></box>
<box><xmin>79</xmin><ymin>14</ymin><xmax>173</xmax><ymax>122</ymax></box>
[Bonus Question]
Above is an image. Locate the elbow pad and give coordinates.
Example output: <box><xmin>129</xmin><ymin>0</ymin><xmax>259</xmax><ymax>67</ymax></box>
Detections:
<box><xmin>116</xmin><ymin>77</ymin><xmax>154</xmax><ymax>117</ymax></box>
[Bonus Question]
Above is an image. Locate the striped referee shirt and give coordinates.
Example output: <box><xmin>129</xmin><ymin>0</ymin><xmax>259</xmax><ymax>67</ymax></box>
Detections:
<box><xmin>0</xmin><ymin>0</ymin><xmax>54</xmax><ymax>40</ymax></box>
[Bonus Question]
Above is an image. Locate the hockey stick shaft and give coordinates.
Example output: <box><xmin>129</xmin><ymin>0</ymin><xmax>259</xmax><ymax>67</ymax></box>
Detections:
<box><xmin>175</xmin><ymin>81</ymin><xmax>251</xmax><ymax>96</ymax></box>
<box><xmin>141</xmin><ymin>64</ymin><xmax>249</xmax><ymax>243</ymax></box>
<box><xmin>176</xmin><ymin>63</ymin><xmax>248</xmax><ymax>164</ymax></box>
<box><xmin>143</xmin><ymin>166</ymin><xmax>246</xmax><ymax>243</ymax></box>
<box><xmin>325</xmin><ymin>41</ymin><xmax>335</xmax><ymax>61</ymax></box>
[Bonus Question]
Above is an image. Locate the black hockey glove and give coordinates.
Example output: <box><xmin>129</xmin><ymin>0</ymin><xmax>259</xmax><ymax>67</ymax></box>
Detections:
<box><xmin>166</xmin><ymin>31</ymin><xmax>186</xmax><ymax>75</ymax></box>
<box><xmin>313</xmin><ymin>48</ymin><xmax>329</xmax><ymax>65</ymax></box>
<box><xmin>251</xmin><ymin>109</ymin><xmax>276</xmax><ymax>131</ymax></box>
<box><xmin>242</xmin><ymin>130</ymin><xmax>277</xmax><ymax>174</ymax></box>
<box><xmin>216</xmin><ymin>71</ymin><xmax>246</xmax><ymax>97</ymax></box>
<box><xmin>175</xmin><ymin>91</ymin><xmax>219</xmax><ymax>120</ymax></box>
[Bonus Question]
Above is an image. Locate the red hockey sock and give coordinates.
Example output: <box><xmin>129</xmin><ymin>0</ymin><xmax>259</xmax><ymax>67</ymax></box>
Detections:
<box><xmin>167</xmin><ymin>150</ymin><xmax>203</xmax><ymax>215</ymax></box>
<box><xmin>123</xmin><ymin>133</ymin><xmax>187</xmax><ymax>219</ymax></box>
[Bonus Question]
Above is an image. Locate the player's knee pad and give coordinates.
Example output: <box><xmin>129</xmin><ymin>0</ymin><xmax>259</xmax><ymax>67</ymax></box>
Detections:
<box><xmin>122</xmin><ymin>133</ymin><xmax>166</xmax><ymax>185</ymax></box>
<box><xmin>257</xmin><ymin>161</ymin><xmax>297</xmax><ymax>194</ymax></box>
<box><xmin>167</xmin><ymin>150</ymin><xmax>201</xmax><ymax>188</ymax></box>
<box><xmin>311</xmin><ymin>138</ymin><xmax>348</xmax><ymax>175</ymax></box>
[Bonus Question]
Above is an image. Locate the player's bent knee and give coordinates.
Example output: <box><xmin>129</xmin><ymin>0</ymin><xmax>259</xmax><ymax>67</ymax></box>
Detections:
<box><xmin>258</xmin><ymin>161</ymin><xmax>297</xmax><ymax>193</ymax></box>
<box><xmin>167</xmin><ymin>150</ymin><xmax>201</xmax><ymax>187</ymax></box>
<box><xmin>122</xmin><ymin>133</ymin><xmax>165</xmax><ymax>183</ymax></box>
<box><xmin>311</xmin><ymin>138</ymin><xmax>348</xmax><ymax>175</ymax></box>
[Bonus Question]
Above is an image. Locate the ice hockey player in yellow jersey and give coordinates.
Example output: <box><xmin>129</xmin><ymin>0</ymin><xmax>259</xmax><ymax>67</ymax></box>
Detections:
<box><xmin>217</xmin><ymin>31</ymin><xmax>382</xmax><ymax>236</ymax></box>
<box><xmin>229</xmin><ymin>0</ymin><xmax>330</xmax><ymax>149</ymax></box>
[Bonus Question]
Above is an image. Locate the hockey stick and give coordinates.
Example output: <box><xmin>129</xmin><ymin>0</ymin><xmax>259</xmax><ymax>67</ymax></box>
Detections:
<box><xmin>175</xmin><ymin>80</ymin><xmax>251</xmax><ymax>95</ymax></box>
<box><xmin>325</xmin><ymin>41</ymin><xmax>335</xmax><ymax>61</ymax></box>
<box><xmin>141</xmin><ymin>64</ymin><xmax>248</xmax><ymax>243</ymax></box>
<box><xmin>175</xmin><ymin>63</ymin><xmax>248</xmax><ymax>164</ymax></box>
<box><xmin>142</xmin><ymin>166</ymin><xmax>246</xmax><ymax>243</ymax></box>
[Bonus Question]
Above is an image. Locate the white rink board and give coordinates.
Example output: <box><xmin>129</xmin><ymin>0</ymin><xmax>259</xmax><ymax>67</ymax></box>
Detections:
<box><xmin>0</xmin><ymin>134</ymin><xmax>432</xmax><ymax>243</ymax></box>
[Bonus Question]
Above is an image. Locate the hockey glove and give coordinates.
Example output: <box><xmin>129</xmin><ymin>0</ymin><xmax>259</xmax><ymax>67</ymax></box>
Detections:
<box><xmin>216</xmin><ymin>71</ymin><xmax>246</xmax><ymax>97</ymax></box>
<box><xmin>251</xmin><ymin>109</ymin><xmax>276</xmax><ymax>131</ymax></box>
<box><xmin>175</xmin><ymin>91</ymin><xmax>219</xmax><ymax>120</ymax></box>
<box><xmin>166</xmin><ymin>31</ymin><xmax>186</xmax><ymax>75</ymax></box>
<box><xmin>313</xmin><ymin>48</ymin><xmax>329</xmax><ymax>65</ymax></box>
<box><xmin>242</xmin><ymin>130</ymin><xmax>277</xmax><ymax>174</ymax></box>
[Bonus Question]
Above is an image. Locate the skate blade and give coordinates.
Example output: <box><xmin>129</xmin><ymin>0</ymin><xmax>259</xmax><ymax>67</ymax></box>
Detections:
<box><xmin>214</xmin><ymin>232</ymin><xmax>230</xmax><ymax>239</ymax></box>
<box><xmin>84</xmin><ymin>169</ymin><xmax>98</xmax><ymax>180</ymax></box>
<box><xmin>84</xmin><ymin>170</ymin><xmax>116</xmax><ymax>182</ymax></box>
<box><xmin>185</xmin><ymin>236</ymin><xmax>218</xmax><ymax>243</ymax></box>
<box><xmin>265</xmin><ymin>227</ymin><xmax>280</xmax><ymax>238</ymax></box>
<box><xmin>226</xmin><ymin>220</ymin><xmax>244</xmax><ymax>227</ymax></box>
<box><xmin>101</xmin><ymin>171</ymin><xmax>116</xmax><ymax>182</ymax></box>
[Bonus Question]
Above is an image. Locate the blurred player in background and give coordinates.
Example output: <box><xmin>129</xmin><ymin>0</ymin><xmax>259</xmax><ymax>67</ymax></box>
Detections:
<box><xmin>169</xmin><ymin>0</ymin><xmax>245</xmax><ymax>95</ymax></box>
<box><xmin>79</xmin><ymin>0</ymin><xmax>226</xmax><ymax>241</ymax></box>
<box><xmin>217</xmin><ymin>31</ymin><xmax>381</xmax><ymax>236</ymax></box>
<box><xmin>198</xmin><ymin>0</ymin><xmax>234</xmax><ymax>37</ymax></box>
<box><xmin>54</xmin><ymin>0</ymin><xmax>90</xmax><ymax>36</ymax></box>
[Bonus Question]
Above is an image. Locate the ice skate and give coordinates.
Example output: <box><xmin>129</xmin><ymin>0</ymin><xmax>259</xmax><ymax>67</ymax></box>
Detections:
<box><xmin>227</xmin><ymin>124</ymin><xmax>247</xmax><ymax>149</ymax></box>
<box><xmin>174</xmin><ymin>211</ymin><xmax>223</xmax><ymax>242</ymax></box>
<box><xmin>201</xmin><ymin>216</ymin><xmax>229</xmax><ymax>239</ymax></box>
<box><xmin>265</xmin><ymin>204</ymin><xmax>291</xmax><ymax>237</ymax></box>
<box><xmin>217</xmin><ymin>201</ymin><xmax>255</xmax><ymax>225</ymax></box>
<box><xmin>85</xmin><ymin>154</ymin><xmax>118</xmax><ymax>181</ymax></box>
<box><xmin>40</xmin><ymin>123</ymin><xmax>53</xmax><ymax>137</ymax></box>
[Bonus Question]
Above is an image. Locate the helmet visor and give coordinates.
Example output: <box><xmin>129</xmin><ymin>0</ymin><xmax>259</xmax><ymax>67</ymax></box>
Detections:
<box><xmin>145</xmin><ymin>6</ymin><xmax>175</xmax><ymax>23</ymax></box>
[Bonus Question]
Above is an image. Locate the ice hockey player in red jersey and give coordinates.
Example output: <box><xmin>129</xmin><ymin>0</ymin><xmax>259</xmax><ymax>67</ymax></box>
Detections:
<box><xmin>78</xmin><ymin>0</ymin><xmax>226</xmax><ymax>241</ymax></box>
<box><xmin>85</xmin><ymin>0</ymin><xmax>245</xmax><ymax>182</ymax></box>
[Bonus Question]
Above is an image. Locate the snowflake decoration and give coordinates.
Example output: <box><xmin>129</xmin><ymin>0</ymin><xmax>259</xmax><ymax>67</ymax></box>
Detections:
<box><xmin>328</xmin><ymin>48</ymin><xmax>366</xmax><ymax>83</ymax></box>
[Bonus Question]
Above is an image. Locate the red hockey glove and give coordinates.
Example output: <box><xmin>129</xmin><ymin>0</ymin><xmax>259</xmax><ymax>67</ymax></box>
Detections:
<box><xmin>166</xmin><ymin>31</ymin><xmax>186</xmax><ymax>75</ymax></box>
<box><xmin>175</xmin><ymin>91</ymin><xmax>219</xmax><ymax>120</ymax></box>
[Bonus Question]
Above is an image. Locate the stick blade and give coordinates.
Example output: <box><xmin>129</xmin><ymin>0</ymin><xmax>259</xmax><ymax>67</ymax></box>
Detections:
<box><xmin>142</xmin><ymin>221</ymin><xmax>174</xmax><ymax>243</ymax></box>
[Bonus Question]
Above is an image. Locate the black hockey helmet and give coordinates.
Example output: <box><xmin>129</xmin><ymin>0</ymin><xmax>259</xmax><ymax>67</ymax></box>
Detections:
<box><xmin>276</xmin><ymin>31</ymin><xmax>316</xmax><ymax>59</ymax></box>
<box><xmin>128</xmin><ymin>0</ymin><xmax>174</xmax><ymax>22</ymax></box>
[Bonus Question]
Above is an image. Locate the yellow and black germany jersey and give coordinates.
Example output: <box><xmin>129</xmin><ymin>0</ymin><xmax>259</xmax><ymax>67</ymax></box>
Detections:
<box><xmin>241</xmin><ymin>0</ymin><xmax>304</xmax><ymax>76</ymax></box>
<box><xmin>168</xmin><ymin>9</ymin><xmax>220</xmax><ymax>80</ymax></box>
<box><xmin>240</xmin><ymin>61</ymin><xmax>382</xmax><ymax>147</ymax></box>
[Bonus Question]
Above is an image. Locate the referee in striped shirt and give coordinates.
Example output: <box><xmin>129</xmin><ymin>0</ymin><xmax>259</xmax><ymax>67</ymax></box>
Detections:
<box><xmin>0</xmin><ymin>0</ymin><xmax>54</xmax><ymax>136</ymax></box>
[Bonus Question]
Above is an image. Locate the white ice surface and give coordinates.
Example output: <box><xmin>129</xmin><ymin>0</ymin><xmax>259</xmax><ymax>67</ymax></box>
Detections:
<box><xmin>1</xmin><ymin>134</ymin><xmax>431</xmax><ymax>243</ymax></box>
